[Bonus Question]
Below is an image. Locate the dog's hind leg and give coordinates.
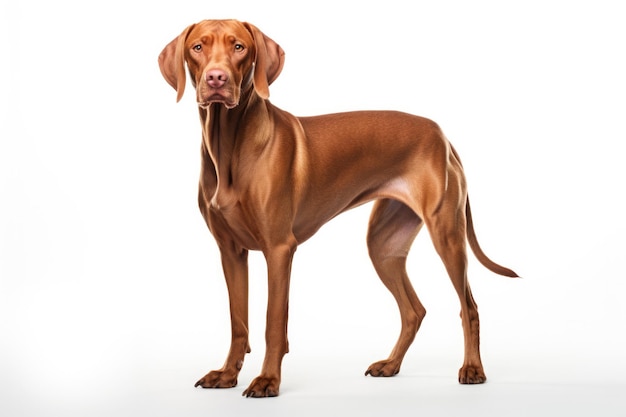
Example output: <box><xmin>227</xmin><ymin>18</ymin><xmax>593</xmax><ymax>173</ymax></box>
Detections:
<box><xmin>364</xmin><ymin>199</ymin><xmax>426</xmax><ymax>377</ymax></box>
<box><xmin>425</xmin><ymin>168</ymin><xmax>486</xmax><ymax>384</ymax></box>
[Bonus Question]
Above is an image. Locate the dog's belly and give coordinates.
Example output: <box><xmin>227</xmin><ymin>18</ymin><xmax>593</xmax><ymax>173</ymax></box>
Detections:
<box><xmin>292</xmin><ymin>176</ymin><xmax>415</xmax><ymax>244</ymax></box>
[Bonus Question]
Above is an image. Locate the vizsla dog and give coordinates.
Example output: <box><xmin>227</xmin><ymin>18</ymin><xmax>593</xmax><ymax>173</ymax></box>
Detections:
<box><xmin>159</xmin><ymin>19</ymin><xmax>518</xmax><ymax>398</ymax></box>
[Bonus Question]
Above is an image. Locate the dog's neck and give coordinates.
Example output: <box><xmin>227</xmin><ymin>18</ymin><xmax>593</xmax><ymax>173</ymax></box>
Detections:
<box><xmin>200</xmin><ymin>90</ymin><xmax>269</xmax><ymax>160</ymax></box>
<box><xmin>199</xmin><ymin>89</ymin><xmax>271</xmax><ymax>208</ymax></box>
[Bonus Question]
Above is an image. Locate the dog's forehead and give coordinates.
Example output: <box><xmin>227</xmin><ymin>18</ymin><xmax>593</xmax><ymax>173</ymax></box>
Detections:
<box><xmin>188</xmin><ymin>20</ymin><xmax>253</xmax><ymax>45</ymax></box>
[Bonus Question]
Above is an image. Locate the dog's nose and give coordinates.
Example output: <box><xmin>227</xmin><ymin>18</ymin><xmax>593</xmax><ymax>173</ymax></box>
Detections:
<box><xmin>206</xmin><ymin>69</ymin><xmax>228</xmax><ymax>89</ymax></box>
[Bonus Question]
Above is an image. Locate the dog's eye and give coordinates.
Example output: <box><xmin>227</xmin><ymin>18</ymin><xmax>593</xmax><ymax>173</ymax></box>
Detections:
<box><xmin>193</xmin><ymin>44</ymin><xmax>202</xmax><ymax>52</ymax></box>
<box><xmin>234</xmin><ymin>43</ymin><xmax>244</xmax><ymax>52</ymax></box>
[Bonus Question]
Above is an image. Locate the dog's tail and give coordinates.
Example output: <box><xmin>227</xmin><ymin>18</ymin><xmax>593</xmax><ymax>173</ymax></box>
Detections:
<box><xmin>466</xmin><ymin>197</ymin><xmax>519</xmax><ymax>278</ymax></box>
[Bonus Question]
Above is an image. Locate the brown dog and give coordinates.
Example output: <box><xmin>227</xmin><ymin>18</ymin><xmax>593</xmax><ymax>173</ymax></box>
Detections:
<box><xmin>159</xmin><ymin>19</ymin><xmax>517</xmax><ymax>398</ymax></box>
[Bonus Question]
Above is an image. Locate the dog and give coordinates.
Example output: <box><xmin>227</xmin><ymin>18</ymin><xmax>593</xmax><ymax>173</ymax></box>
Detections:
<box><xmin>158</xmin><ymin>19</ymin><xmax>518</xmax><ymax>397</ymax></box>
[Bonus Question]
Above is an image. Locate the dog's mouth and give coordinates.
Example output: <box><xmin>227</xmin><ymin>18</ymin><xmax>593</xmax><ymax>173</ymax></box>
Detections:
<box><xmin>199</xmin><ymin>94</ymin><xmax>238</xmax><ymax>109</ymax></box>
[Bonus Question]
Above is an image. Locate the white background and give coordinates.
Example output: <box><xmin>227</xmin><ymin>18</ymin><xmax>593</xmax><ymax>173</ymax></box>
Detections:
<box><xmin>2</xmin><ymin>0</ymin><xmax>625</xmax><ymax>416</ymax></box>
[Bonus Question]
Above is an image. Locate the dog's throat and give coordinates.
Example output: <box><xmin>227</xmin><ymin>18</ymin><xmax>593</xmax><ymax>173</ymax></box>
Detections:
<box><xmin>203</xmin><ymin>109</ymin><xmax>238</xmax><ymax>210</ymax></box>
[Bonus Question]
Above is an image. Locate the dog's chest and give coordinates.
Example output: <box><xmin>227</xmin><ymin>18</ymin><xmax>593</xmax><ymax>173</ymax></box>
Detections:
<box><xmin>208</xmin><ymin>200</ymin><xmax>264</xmax><ymax>250</ymax></box>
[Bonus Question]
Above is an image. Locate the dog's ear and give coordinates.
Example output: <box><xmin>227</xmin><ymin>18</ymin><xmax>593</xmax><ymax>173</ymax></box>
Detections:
<box><xmin>158</xmin><ymin>24</ymin><xmax>195</xmax><ymax>102</ymax></box>
<box><xmin>243</xmin><ymin>22</ymin><xmax>285</xmax><ymax>99</ymax></box>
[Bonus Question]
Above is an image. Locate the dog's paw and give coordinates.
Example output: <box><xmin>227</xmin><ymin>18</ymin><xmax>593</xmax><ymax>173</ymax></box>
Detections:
<box><xmin>242</xmin><ymin>375</ymin><xmax>280</xmax><ymax>398</ymax></box>
<box><xmin>194</xmin><ymin>370</ymin><xmax>238</xmax><ymax>389</ymax></box>
<box><xmin>458</xmin><ymin>365</ymin><xmax>487</xmax><ymax>384</ymax></box>
<box><xmin>364</xmin><ymin>359</ymin><xmax>401</xmax><ymax>377</ymax></box>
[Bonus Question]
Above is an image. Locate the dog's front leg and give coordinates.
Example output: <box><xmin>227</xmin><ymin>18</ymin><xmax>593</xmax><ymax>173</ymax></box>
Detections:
<box><xmin>243</xmin><ymin>242</ymin><xmax>296</xmax><ymax>398</ymax></box>
<box><xmin>195</xmin><ymin>244</ymin><xmax>250</xmax><ymax>389</ymax></box>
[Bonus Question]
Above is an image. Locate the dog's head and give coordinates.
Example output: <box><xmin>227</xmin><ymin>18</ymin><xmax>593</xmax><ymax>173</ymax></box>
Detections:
<box><xmin>158</xmin><ymin>19</ymin><xmax>285</xmax><ymax>108</ymax></box>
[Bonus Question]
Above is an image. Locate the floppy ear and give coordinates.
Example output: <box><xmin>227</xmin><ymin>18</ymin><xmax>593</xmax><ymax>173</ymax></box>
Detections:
<box><xmin>243</xmin><ymin>22</ymin><xmax>285</xmax><ymax>99</ymax></box>
<box><xmin>158</xmin><ymin>24</ymin><xmax>195</xmax><ymax>102</ymax></box>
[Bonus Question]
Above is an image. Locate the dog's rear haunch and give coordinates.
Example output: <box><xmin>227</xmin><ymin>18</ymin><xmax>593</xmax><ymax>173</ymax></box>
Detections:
<box><xmin>159</xmin><ymin>19</ymin><xmax>518</xmax><ymax>398</ymax></box>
